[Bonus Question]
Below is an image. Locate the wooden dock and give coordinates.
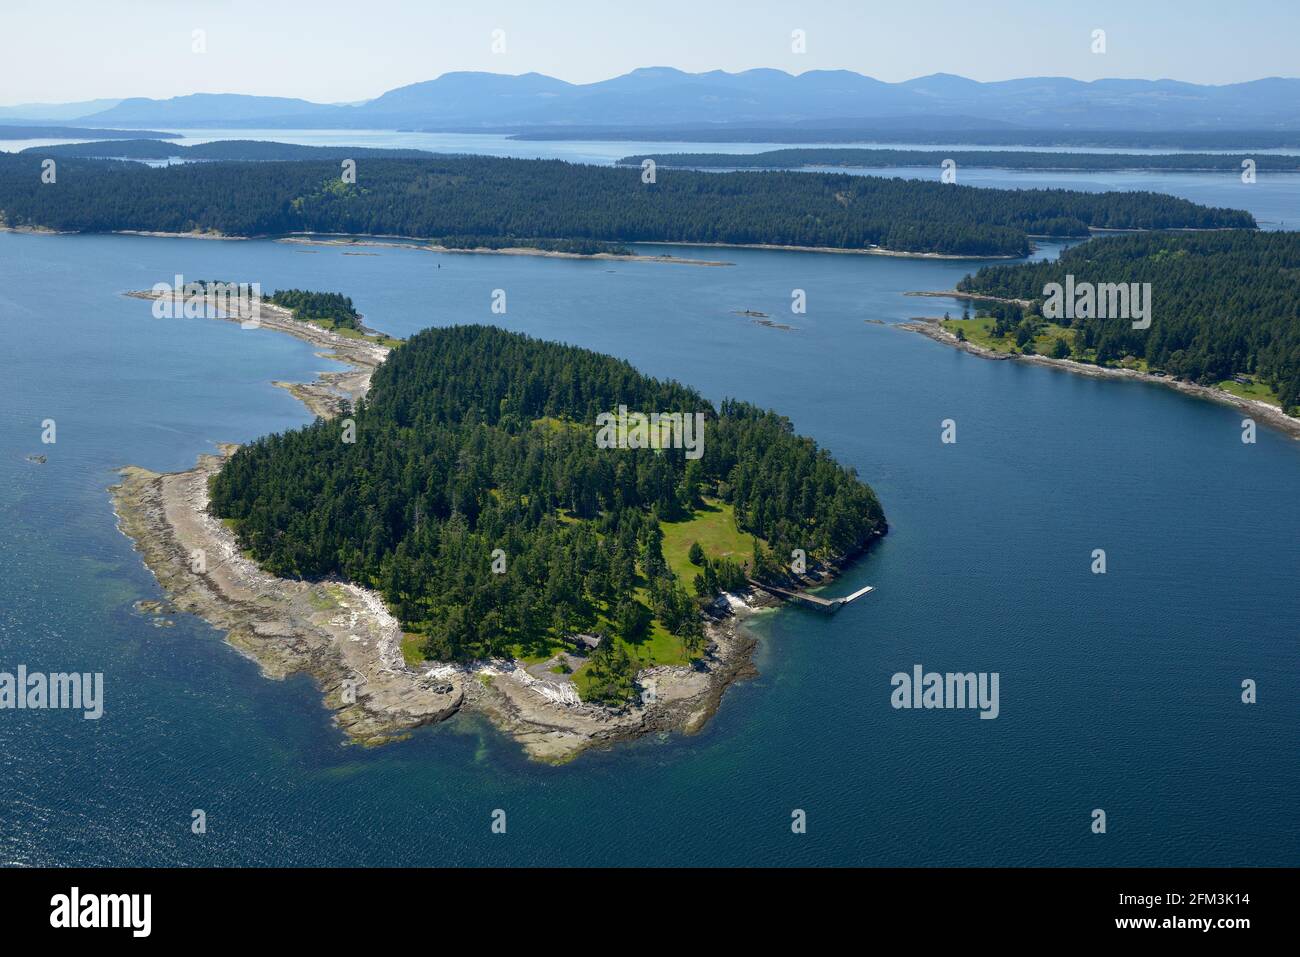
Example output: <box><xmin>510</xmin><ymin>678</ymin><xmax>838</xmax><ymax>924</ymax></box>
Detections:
<box><xmin>747</xmin><ymin>579</ymin><xmax>874</xmax><ymax>613</ymax></box>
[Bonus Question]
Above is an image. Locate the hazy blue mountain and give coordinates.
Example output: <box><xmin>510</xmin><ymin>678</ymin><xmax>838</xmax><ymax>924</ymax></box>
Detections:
<box><xmin>47</xmin><ymin>69</ymin><xmax>1300</xmax><ymax>131</ymax></box>
<box><xmin>363</xmin><ymin>71</ymin><xmax>576</xmax><ymax>121</ymax></box>
<box><xmin>0</xmin><ymin>98</ymin><xmax>123</xmax><ymax>121</ymax></box>
<box><xmin>83</xmin><ymin>93</ymin><xmax>345</xmax><ymax>126</ymax></box>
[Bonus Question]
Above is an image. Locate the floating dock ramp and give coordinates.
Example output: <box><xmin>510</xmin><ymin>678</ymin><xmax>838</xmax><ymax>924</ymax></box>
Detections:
<box><xmin>747</xmin><ymin>580</ymin><xmax>875</xmax><ymax>613</ymax></box>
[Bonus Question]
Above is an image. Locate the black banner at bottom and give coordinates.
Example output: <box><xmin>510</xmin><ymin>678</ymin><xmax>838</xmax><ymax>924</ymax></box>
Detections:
<box><xmin>0</xmin><ymin>866</ymin><xmax>1283</xmax><ymax>941</ymax></box>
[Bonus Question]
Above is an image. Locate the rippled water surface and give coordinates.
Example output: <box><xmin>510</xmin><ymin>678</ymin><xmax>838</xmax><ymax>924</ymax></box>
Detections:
<box><xmin>0</xmin><ymin>175</ymin><xmax>1296</xmax><ymax>865</ymax></box>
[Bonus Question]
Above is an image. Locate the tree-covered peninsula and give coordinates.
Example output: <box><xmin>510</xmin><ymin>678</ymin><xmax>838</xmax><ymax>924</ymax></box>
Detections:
<box><xmin>620</xmin><ymin>148</ymin><xmax>1299</xmax><ymax>174</ymax></box>
<box><xmin>265</xmin><ymin>289</ymin><xmax>364</xmax><ymax>331</ymax></box>
<box><xmin>0</xmin><ymin>152</ymin><xmax>1253</xmax><ymax>256</ymax></box>
<box><xmin>208</xmin><ymin>325</ymin><xmax>886</xmax><ymax>705</ymax></box>
<box><xmin>953</xmin><ymin>230</ymin><xmax>1300</xmax><ymax>413</ymax></box>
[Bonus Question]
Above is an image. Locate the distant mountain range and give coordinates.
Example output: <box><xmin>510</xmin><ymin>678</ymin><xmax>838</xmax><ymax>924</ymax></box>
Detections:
<box><xmin>0</xmin><ymin>98</ymin><xmax>124</xmax><ymax>121</ymax></box>
<box><xmin>5</xmin><ymin>68</ymin><xmax>1300</xmax><ymax>132</ymax></box>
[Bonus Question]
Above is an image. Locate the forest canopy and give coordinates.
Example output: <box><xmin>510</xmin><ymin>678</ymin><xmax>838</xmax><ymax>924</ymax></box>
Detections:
<box><xmin>207</xmin><ymin>326</ymin><xmax>885</xmax><ymax>699</ymax></box>
<box><xmin>619</xmin><ymin>148</ymin><xmax>1299</xmax><ymax>173</ymax></box>
<box><xmin>266</xmin><ymin>289</ymin><xmax>364</xmax><ymax>330</ymax></box>
<box><xmin>957</xmin><ymin>230</ymin><xmax>1300</xmax><ymax>412</ymax></box>
<box><xmin>517</xmin><ymin>128</ymin><xmax>1300</xmax><ymax>150</ymax></box>
<box><xmin>0</xmin><ymin>152</ymin><xmax>1254</xmax><ymax>256</ymax></box>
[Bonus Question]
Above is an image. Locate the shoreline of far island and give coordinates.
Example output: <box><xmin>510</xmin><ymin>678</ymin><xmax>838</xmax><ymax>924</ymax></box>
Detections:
<box><xmin>897</xmin><ymin>305</ymin><xmax>1300</xmax><ymax>441</ymax></box>
<box><xmin>108</xmin><ymin>288</ymin><xmax>881</xmax><ymax>763</ymax></box>
<box><xmin>0</xmin><ymin>223</ymin><xmax>1022</xmax><ymax>261</ymax></box>
<box><xmin>0</xmin><ymin>225</ymin><xmax>734</xmax><ymax>266</ymax></box>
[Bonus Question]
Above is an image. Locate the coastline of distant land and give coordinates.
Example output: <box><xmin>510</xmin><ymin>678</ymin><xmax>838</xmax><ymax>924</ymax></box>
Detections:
<box><xmin>619</xmin><ymin>148</ymin><xmax>1300</xmax><ymax>173</ymax></box>
<box><xmin>899</xmin><ymin>313</ymin><xmax>1300</xmax><ymax>440</ymax></box>
<box><xmin>275</xmin><ymin>235</ymin><xmax>734</xmax><ymax>265</ymax></box>
<box><xmin>0</xmin><ymin>151</ymin><xmax>1255</xmax><ymax>257</ymax></box>
<box><xmin>508</xmin><ymin>127</ymin><xmax>1300</xmax><ymax>150</ymax></box>
<box><xmin>0</xmin><ymin>125</ymin><xmax>180</xmax><ymax>140</ymax></box>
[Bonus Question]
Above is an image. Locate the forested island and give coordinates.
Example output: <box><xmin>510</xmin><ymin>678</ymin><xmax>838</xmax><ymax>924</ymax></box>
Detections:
<box><xmin>167</xmin><ymin>281</ymin><xmax>403</xmax><ymax>346</ymax></box>
<box><xmin>0</xmin><ymin>125</ymin><xmax>178</xmax><ymax>140</ymax></box>
<box><xmin>620</xmin><ymin>148</ymin><xmax>1300</xmax><ymax>173</ymax></box>
<box><xmin>946</xmin><ymin>231</ymin><xmax>1300</xmax><ymax>414</ymax></box>
<box><xmin>208</xmin><ymin>325</ymin><xmax>885</xmax><ymax>705</ymax></box>
<box><xmin>23</xmin><ymin>139</ymin><xmax>435</xmax><ymax>161</ymax></box>
<box><xmin>515</xmin><ymin>127</ymin><xmax>1300</xmax><ymax>150</ymax></box>
<box><xmin>0</xmin><ymin>152</ymin><xmax>1253</xmax><ymax>256</ymax></box>
<box><xmin>37</xmin><ymin>140</ymin><xmax>1290</xmax><ymax>173</ymax></box>
<box><xmin>265</xmin><ymin>288</ymin><xmax>364</xmax><ymax>330</ymax></box>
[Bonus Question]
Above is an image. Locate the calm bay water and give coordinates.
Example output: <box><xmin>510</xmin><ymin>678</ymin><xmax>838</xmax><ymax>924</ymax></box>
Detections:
<box><xmin>0</xmin><ymin>175</ymin><xmax>1297</xmax><ymax>866</ymax></box>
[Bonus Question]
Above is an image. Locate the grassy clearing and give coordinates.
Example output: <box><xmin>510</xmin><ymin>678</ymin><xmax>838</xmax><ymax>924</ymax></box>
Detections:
<box><xmin>394</xmin><ymin>489</ymin><xmax>752</xmax><ymax>701</ymax></box>
<box><xmin>943</xmin><ymin>319</ymin><xmax>1280</xmax><ymax>405</ymax></box>
<box><xmin>502</xmin><ymin>637</ymin><xmax>569</xmax><ymax>665</ymax></box>
<box><xmin>569</xmin><ymin>498</ymin><xmax>763</xmax><ymax>701</ymax></box>
<box><xmin>941</xmin><ymin>317</ymin><xmax>1079</xmax><ymax>357</ymax></box>
<box><xmin>531</xmin><ymin>415</ymin><xmax>582</xmax><ymax>434</ymax></box>
<box><xmin>400</xmin><ymin>633</ymin><xmax>427</xmax><ymax>666</ymax></box>
<box><xmin>1216</xmin><ymin>378</ymin><xmax>1281</xmax><ymax>407</ymax></box>
<box><xmin>295</xmin><ymin>316</ymin><xmax>403</xmax><ymax>349</ymax></box>
<box><xmin>569</xmin><ymin>665</ymin><xmax>600</xmax><ymax>699</ymax></box>
<box><xmin>660</xmin><ymin>499</ymin><xmax>756</xmax><ymax>586</ymax></box>
<box><xmin>569</xmin><ymin>584</ymin><xmax>694</xmax><ymax>699</ymax></box>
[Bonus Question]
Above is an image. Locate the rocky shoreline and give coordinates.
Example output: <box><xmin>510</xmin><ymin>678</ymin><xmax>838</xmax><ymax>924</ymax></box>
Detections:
<box><xmin>1</xmin><ymin>225</ymin><xmax>733</xmax><ymax>265</ymax></box>
<box><xmin>121</xmin><ymin>290</ymin><xmax>385</xmax><ymax>416</ymax></box>
<box><xmin>109</xmin><ymin>289</ymin><xmax>784</xmax><ymax>762</ymax></box>
<box><xmin>899</xmin><ymin>316</ymin><xmax>1300</xmax><ymax>440</ymax></box>
<box><xmin>904</xmin><ymin>289</ymin><xmax>1033</xmax><ymax>308</ymax></box>
<box><xmin>639</xmin><ymin>240</ymin><xmax>1021</xmax><ymax>260</ymax></box>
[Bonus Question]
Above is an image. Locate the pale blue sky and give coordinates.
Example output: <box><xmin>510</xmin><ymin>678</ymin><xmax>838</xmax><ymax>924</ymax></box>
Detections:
<box><xmin>2</xmin><ymin>0</ymin><xmax>1296</xmax><ymax>105</ymax></box>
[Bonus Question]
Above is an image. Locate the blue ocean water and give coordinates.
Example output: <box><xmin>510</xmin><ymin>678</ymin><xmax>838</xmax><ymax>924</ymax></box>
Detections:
<box><xmin>0</xmin><ymin>201</ymin><xmax>1296</xmax><ymax>865</ymax></box>
<box><xmin>10</xmin><ymin>128</ymin><xmax>1300</xmax><ymax>161</ymax></box>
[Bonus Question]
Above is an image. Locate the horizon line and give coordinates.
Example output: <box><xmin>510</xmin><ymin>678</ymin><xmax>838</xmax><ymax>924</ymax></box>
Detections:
<box><xmin>6</xmin><ymin>67</ymin><xmax>1300</xmax><ymax>111</ymax></box>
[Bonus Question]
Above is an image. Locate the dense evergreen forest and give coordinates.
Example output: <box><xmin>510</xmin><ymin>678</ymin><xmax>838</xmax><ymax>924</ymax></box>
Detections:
<box><xmin>266</xmin><ymin>289</ymin><xmax>364</xmax><ymax>330</ymax></box>
<box><xmin>620</xmin><ymin>149</ymin><xmax>1300</xmax><ymax>173</ymax></box>
<box><xmin>516</xmin><ymin>128</ymin><xmax>1300</xmax><ymax>149</ymax></box>
<box><xmin>0</xmin><ymin>152</ymin><xmax>1252</xmax><ymax>256</ymax></box>
<box><xmin>208</xmin><ymin>326</ymin><xmax>885</xmax><ymax>703</ymax></box>
<box><xmin>957</xmin><ymin>231</ymin><xmax>1300</xmax><ymax>412</ymax></box>
<box><xmin>427</xmin><ymin>235</ymin><xmax>631</xmax><ymax>255</ymax></box>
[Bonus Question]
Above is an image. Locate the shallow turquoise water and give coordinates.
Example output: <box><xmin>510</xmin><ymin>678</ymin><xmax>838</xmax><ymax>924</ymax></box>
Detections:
<box><xmin>0</xmin><ymin>221</ymin><xmax>1296</xmax><ymax>866</ymax></box>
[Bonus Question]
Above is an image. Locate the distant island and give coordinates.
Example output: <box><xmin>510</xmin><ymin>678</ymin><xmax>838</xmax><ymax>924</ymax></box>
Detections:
<box><xmin>514</xmin><ymin>127</ymin><xmax>1300</xmax><ymax>150</ymax></box>
<box><xmin>903</xmin><ymin>230</ymin><xmax>1300</xmax><ymax>433</ymax></box>
<box><xmin>0</xmin><ymin>152</ymin><xmax>1254</xmax><ymax>257</ymax></box>
<box><xmin>33</xmin><ymin>139</ymin><xmax>1295</xmax><ymax>174</ymax></box>
<box><xmin>112</xmin><ymin>291</ymin><xmax>885</xmax><ymax>760</ymax></box>
<box><xmin>620</xmin><ymin>148</ymin><xmax>1300</xmax><ymax>173</ymax></box>
<box><xmin>0</xmin><ymin>125</ymin><xmax>179</xmax><ymax>140</ymax></box>
<box><xmin>23</xmin><ymin>139</ymin><xmax>436</xmax><ymax>161</ymax></box>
